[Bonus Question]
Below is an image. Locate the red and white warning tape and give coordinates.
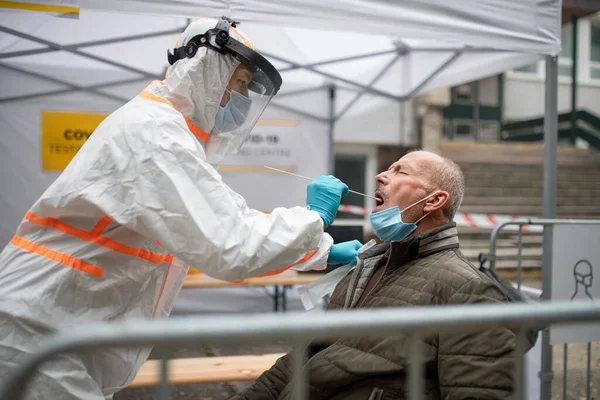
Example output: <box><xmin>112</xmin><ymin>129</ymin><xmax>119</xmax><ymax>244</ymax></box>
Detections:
<box><xmin>453</xmin><ymin>213</ymin><xmax>543</xmax><ymax>232</ymax></box>
<box><xmin>337</xmin><ymin>205</ymin><xmax>543</xmax><ymax>232</ymax></box>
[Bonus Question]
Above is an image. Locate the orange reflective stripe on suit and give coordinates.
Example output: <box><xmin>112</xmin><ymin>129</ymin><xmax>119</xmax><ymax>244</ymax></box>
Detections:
<box><xmin>227</xmin><ymin>249</ymin><xmax>320</xmax><ymax>283</ymax></box>
<box><xmin>256</xmin><ymin>249</ymin><xmax>319</xmax><ymax>277</ymax></box>
<box><xmin>10</xmin><ymin>211</ymin><xmax>173</xmax><ymax>278</ymax></box>
<box><xmin>10</xmin><ymin>235</ymin><xmax>104</xmax><ymax>278</ymax></box>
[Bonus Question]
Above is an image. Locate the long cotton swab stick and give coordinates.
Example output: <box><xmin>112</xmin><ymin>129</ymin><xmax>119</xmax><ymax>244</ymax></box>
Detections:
<box><xmin>264</xmin><ymin>166</ymin><xmax>378</xmax><ymax>201</ymax></box>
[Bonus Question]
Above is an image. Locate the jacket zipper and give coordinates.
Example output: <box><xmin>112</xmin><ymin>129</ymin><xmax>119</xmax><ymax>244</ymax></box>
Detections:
<box><xmin>343</xmin><ymin>256</ymin><xmax>365</xmax><ymax>309</ymax></box>
<box><xmin>355</xmin><ymin>248</ymin><xmax>393</xmax><ymax>309</ymax></box>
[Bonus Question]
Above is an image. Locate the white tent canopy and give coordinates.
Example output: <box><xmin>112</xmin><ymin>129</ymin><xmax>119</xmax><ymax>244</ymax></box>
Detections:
<box><xmin>0</xmin><ymin>0</ymin><xmax>559</xmax><ymax>132</ymax></box>
<box><xmin>0</xmin><ymin>0</ymin><xmax>560</xmax><ymax>248</ymax></box>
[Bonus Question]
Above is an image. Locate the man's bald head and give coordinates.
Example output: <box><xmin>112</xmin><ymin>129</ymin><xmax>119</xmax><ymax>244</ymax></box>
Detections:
<box><xmin>407</xmin><ymin>150</ymin><xmax>465</xmax><ymax>221</ymax></box>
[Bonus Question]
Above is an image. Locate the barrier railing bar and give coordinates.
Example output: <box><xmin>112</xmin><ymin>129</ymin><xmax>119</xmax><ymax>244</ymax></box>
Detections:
<box><xmin>159</xmin><ymin>355</ymin><xmax>169</xmax><ymax>400</ymax></box>
<box><xmin>408</xmin><ymin>335</ymin><xmax>424</xmax><ymax>400</ymax></box>
<box><xmin>563</xmin><ymin>344</ymin><xmax>568</xmax><ymax>400</ymax></box>
<box><xmin>516</xmin><ymin>225</ymin><xmax>523</xmax><ymax>290</ymax></box>
<box><xmin>2</xmin><ymin>301</ymin><xmax>600</xmax><ymax>400</ymax></box>
<box><xmin>293</xmin><ymin>342</ymin><xmax>308</xmax><ymax>400</ymax></box>
<box><xmin>587</xmin><ymin>342</ymin><xmax>592</xmax><ymax>400</ymax></box>
<box><xmin>514</xmin><ymin>330</ymin><xmax>527</xmax><ymax>400</ymax></box>
<box><xmin>488</xmin><ymin>219</ymin><xmax>600</xmax><ymax>271</ymax></box>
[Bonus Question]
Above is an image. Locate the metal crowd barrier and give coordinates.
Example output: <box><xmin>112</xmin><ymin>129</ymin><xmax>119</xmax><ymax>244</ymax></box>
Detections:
<box><xmin>1</xmin><ymin>301</ymin><xmax>600</xmax><ymax>400</ymax></box>
<box><xmin>483</xmin><ymin>218</ymin><xmax>600</xmax><ymax>400</ymax></box>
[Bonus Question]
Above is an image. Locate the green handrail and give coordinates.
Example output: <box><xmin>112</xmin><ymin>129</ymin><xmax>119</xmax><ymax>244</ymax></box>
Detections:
<box><xmin>501</xmin><ymin>109</ymin><xmax>600</xmax><ymax>151</ymax></box>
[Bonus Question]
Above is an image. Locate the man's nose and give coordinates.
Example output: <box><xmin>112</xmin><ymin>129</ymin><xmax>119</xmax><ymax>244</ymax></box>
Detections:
<box><xmin>375</xmin><ymin>171</ymin><xmax>388</xmax><ymax>185</ymax></box>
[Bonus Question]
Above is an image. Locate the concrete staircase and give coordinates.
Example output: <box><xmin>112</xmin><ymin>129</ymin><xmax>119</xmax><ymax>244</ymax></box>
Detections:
<box><xmin>440</xmin><ymin>140</ymin><xmax>600</xmax><ymax>281</ymax></box>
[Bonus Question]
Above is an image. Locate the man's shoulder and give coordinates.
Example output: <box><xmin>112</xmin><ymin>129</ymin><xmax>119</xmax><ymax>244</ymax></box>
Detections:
<box><xmin>409</xmin><ymin>248</ymin><xmax>479</xmax><ymax>285</ymax></box>
<box><xmin>409</xmin><ymin>249</ymin><xmax>507</xmax><ymax>304</ymax></box>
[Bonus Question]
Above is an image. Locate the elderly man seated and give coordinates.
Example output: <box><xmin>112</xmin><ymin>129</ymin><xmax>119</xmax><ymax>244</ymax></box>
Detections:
<box><xmin>232</xmin><ymin>150</ymin><xmax>520</xmax><ymax>400</ymax></box>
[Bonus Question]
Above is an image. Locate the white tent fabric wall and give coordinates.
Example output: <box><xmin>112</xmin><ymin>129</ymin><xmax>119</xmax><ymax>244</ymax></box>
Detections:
<box><xmin>0</xmin><ymin>1</ymin><xmax>560</xmax><ymax>250</ymax></box>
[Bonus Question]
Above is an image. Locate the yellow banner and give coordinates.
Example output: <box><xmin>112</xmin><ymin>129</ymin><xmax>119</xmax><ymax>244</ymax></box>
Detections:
<box><xmin>41</xmin><ymin>110</ymin><xmax>108</xmax><ymax>171</ymax></box>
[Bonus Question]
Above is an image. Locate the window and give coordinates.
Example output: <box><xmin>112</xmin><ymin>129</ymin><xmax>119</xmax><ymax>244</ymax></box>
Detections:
<box><xmin>479</xmin><ymin>121</ymin><xmax>500</xmax><ymax>142</ymax></box>
<box><xmin>560</xmin><ymin>23</ymin><xmax>573</xmax><ymax>58</ymax></box>
<box><xmin>513</xmin><ymin>23</ymin><xmax>572</xmax><ymax>77</ymax></box>
<box><xmin>453</xmin><ymin>83</ymin><xmax>474</xmax><ymax>104</ymax></box>
<box><xmin>443</xmin><ymin>119</ymin><xmax>452</xmax><ymax>138</ymax></box>
<box><xmin>510</xmin><ymin>18</ymin><xmax>600</xmax><ymax>81</ymax></box>
<box><xmin>334</xmin><ymin>154</ymin><xmax>366</xmax><ymax>219</ymax></box>
<box><xmin>559</xmin><ymin>22</ymin><xmax>573</xmax><ymax>77</ymax></box>
<box><xmin>454</xmin><ymin>121</ymin><xmax>475</xmax><ymax>140</ymax></box>
<box><xmin>456</xmin><ymin>124</ymin><xmax>472</xmax><ymax>136</ymax></box>
<box><xmin>591</xmin><ymin>21</ymin><xmax>600</xmax><ymax>80</ymax></box>
<box><xmin>479</xmin><ymin>76</ymin><xmax>499</xmax><ymax>106</ymax></box>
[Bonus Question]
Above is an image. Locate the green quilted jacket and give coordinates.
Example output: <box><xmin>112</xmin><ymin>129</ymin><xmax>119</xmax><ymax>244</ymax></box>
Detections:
<box><xmin>232</xmin><ymin>223</ymin><xmax>518</xmax><ymax>400</ymax></box>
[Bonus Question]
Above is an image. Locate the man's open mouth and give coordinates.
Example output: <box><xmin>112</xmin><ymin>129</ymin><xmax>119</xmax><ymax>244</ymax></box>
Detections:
<box><xmin>375</xmin><ymin>192</ymin><xmax>384</xmax><ymax>205</ymax></box>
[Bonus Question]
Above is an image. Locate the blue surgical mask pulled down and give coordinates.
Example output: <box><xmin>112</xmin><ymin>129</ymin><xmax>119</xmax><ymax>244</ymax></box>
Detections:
<box><xmin>213</xmin><ymin>89</ymin><xmax>252</xmax><ymax>134</ymax></box>
<box><xmin>369</xmin><ymin>191</ymin><xmax>439</xmax><ymax>243</ymax></box>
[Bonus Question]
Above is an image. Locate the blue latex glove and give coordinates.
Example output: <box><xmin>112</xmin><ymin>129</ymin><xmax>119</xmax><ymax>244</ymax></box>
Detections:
<box><xmin>327</xmin><ymin>240</ymin><xmax>364</xmax><ymax>265</ymax></box>
<box><xmin>306</xmin><ymin>175</ymin><xmax>349</xmax><ymax>228</ymax></box>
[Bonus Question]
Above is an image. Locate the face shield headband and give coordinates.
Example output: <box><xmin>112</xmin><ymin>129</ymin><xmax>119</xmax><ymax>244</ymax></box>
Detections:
<box><xmin>167</xmin><ymin>16</ymin><xmax>282</xmax><ymax>96</ymax></box>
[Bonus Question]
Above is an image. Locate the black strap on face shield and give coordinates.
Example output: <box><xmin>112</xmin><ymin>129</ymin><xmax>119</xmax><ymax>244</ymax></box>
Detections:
<box><xmin>167</xmin><ymin>16</ymin><xmax>282</xmax><ymax>95</ymax></box>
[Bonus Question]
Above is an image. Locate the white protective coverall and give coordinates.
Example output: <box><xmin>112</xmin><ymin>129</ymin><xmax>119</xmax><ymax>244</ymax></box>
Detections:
<box><xmin>0</xmin><ymin>18</ymin><xmax>333</xmax><ymax>399</ymax></box>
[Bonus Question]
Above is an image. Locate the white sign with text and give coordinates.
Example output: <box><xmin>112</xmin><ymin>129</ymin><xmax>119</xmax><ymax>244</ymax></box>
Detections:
<box><xmin>219</xmin><ymin>119</ymin><xmax>330</xmax><ymax>212</ymax></box>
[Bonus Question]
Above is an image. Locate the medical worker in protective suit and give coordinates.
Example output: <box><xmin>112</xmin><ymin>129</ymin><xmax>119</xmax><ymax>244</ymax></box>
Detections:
<box><xmin>0</xmin><ymin>17</ymin><xmax>363</xmax><ymax>399</ymax></box>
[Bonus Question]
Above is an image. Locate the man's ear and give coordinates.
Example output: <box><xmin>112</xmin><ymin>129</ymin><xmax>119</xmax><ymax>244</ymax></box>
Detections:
<box><xmin>423</xmin><ymin>191</ymin><xmax>449</xmax><ymax>213</ymax></box>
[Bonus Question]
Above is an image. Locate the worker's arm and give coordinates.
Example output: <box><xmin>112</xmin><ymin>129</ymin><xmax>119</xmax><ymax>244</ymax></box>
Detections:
<box><xmin>83</xmin><ymin>114</ymin><xmax>333</xmax><ymax>282</ymax></box>
<box><xmin>222</xmin><ymin>184</ymin><xmax>334</xmax><ymax>274</ymax></box>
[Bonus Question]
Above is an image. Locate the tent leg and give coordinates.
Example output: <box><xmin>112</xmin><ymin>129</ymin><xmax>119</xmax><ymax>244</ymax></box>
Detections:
<box><xmin>540</xmin><ymin>54</ymin><xmax>558</xmax><ymax>400</ymax></box>
<box><xmin>328</xmin><ymin>84</ymin><xmax>336</xmax><ymax>174</ymax></box>
<box><xmin>570</xmin><ymin>18</ymin><xmax>578</xmax><ymax>146</ymax></box>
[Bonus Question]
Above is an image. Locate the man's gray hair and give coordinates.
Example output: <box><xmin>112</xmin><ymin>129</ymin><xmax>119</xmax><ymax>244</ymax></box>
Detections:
<box><xmin>411</xmin><ymin>150</ymin><xmax>465</xmax><ymax>221</ymax></box>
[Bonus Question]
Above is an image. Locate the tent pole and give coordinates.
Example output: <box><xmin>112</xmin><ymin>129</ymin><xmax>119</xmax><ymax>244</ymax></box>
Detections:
<box><xmin>0</xmin><ymin>26</ymin><xmax>156</xmax><ymax>79</ymax></box>
<box><xmin>261</xmin><ymin>51</ymin><xmax>402</xmax><ymax>102</ymax></box>
<box><xmin>570</xmin><ymin>18</ymin><xmax>579</xmax><ymax>146</ymax></box>
<box><xmin>336</xmin><ymin>54</ymin><xmax>402</xmax><ymax>121</ymax></box>
<box><xmin>0</xmin><ymin>28</ymin><xmax>184</xmax><ymax>60</ymax></box>
<box><xmin>540</xmin><ymin>54</ymin><xmax>558</xmax><ymax>400</ymax></box>
<box><xmin>328</xmin><ymin>84</ymin><xmax>336</xmax><ymax>174</ymax></box>
<box><xmin>279</xmin><ymin>49</ymin><xmax>397</xmax><ymax>72</ymax></box>
<box><xmin>0</xmin><ymin>62</ymin><xmax>129</xmax><ymax>103</ymax></box>
<box><xmin>404</xmin><ymin>50</ymin><xmax>463</xmax><ymax>99</ymax></box>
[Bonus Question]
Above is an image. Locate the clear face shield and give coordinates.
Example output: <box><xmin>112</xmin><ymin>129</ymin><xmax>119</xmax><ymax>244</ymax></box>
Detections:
<box><xmin>207</xmin><ymin>67</ymin><xmax>277</xmax><ymax>163</ymax></box>
<box><xmin>168</xmin><ymin>17</ymin><xmax>282</xmax><ymax>164</ymax></box>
